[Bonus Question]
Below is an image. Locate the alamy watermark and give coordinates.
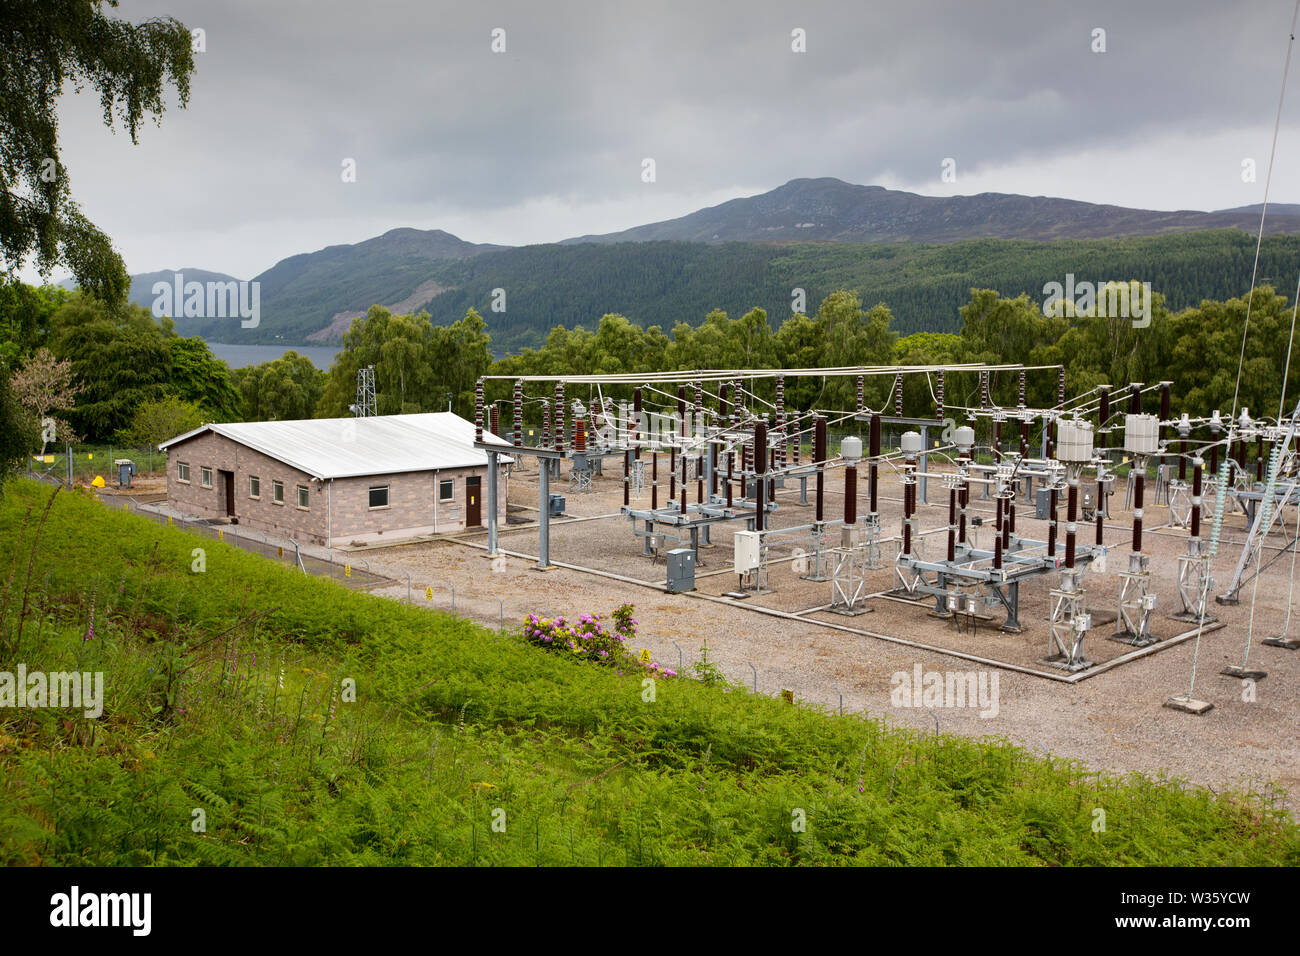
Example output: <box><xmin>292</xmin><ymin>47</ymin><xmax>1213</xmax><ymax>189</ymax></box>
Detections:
<box><xmin>152</xmin><ymin>271</ymin><xmax>260</xmax><ymax>328</ymax></box>
<box><xmin>0</xmin><ymin>665</ymin><xmax>103</xmax><ymax>718</ymax></box>
<box><xmin>890</xmin><ymin>663</ymin><xmax>999</xmax><ymax>718</ymax></box>
<box><xmin>1042</xmin><ymin>275</ymin><xmax>1151</xmax><ymax>328</ymax></box>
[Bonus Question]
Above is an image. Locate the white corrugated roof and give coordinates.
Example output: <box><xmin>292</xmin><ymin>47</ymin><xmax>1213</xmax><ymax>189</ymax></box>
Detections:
<box><xmin>159</xmin><ymin>412</ymin><xmax>514</xmax><ymax>480</ymax></box>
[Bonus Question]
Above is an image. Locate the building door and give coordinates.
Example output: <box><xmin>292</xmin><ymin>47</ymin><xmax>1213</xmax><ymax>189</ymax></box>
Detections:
<box><xmin>465</xmin><ymin>475</ymin><xmax>481</xmax><ymax>528</ymax></box>
<box><xmin>220</xmin><ymin>470</ymin><xmax>236</xmax><ymax>521</ymax></box>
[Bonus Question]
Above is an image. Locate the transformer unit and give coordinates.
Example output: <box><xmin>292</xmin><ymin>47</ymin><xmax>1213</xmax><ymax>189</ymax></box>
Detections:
<box><xmin>1056</xmin><ymin>419</ymin><xmax>1094</xmax><ymax>463</ymax></box>
<box><xmin>1124</xmin><ymin>414</ymin><xmax>1159</xmax><ymax>455</ymax></box>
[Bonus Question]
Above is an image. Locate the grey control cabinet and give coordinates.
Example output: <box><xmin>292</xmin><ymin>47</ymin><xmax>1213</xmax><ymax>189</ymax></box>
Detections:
<box><xmin>665</xmin><ymin>548</ymin><xmax>696</xmax><ymax>593</ymax></box>
<box><xmin>1035</xmin><ymin>487</ymin><xmax>1054</xmax><ymax>520</ymax></box>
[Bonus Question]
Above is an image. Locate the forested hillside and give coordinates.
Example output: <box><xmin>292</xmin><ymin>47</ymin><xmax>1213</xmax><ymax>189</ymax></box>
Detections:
<box><xmin>413</xmin><ymin>230</ymin><xmax>1300</xmax><ymax>353</ymax></box>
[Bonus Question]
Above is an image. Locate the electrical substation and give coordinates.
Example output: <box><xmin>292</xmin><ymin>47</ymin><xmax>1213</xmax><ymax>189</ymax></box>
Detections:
<box><xmin>456</xmin><ymin>364</ymin><xmax>1300</xmax><ymax>709</ymax></box>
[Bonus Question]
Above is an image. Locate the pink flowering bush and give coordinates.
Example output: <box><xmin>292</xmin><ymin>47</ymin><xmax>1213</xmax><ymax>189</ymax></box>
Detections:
<box><xmin>523</xmin><ymin>603</ymin><xmax>676</xmax><ymax>677</ymax></box>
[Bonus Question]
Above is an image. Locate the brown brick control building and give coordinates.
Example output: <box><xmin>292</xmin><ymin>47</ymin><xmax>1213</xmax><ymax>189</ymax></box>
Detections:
<box><xmin>158</xmin><ymin>413</ymin><xmax>511</xmax><ymax>547</ymax></box>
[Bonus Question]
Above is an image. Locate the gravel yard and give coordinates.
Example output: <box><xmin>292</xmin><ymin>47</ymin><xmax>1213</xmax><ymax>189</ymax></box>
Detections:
<box><xmin>352</xmin><ymin>458</ymin><xmax>1300</xmax><ymax>816</ymax></box>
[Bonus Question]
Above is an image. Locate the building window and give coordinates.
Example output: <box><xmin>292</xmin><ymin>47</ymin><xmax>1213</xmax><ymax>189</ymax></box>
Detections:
<box><xmin>249</xmin><ymin>475</ymin><xmax>260</xmax><ymax>499</ymax></box>
<box><xmin>369</xmin><ymin>485</ymin><xmax>390</xmax><ymax>509</ymax></box>
<box><xmin>201</xmin><ymin>466</ymin><xmax>213</xmax><ymax>488</ymax></box>
<box><xmin>297</xmin><ymin>484</ymin><xmax>310</xmax><ymax>509</ymax></box>
<box><xmin>439</xmin><ymin>479</ymin><xmax>454</xmax><ymax>501</ymax></box>
<box><xmin>177</xmin><ymin>462</ymin><xmax>190</xmax><ymax>483</ymax></box>
<box><xmin>272</xmin><ymin>480</ymin><xmax>284</xmax><ymax>504</ymax></box>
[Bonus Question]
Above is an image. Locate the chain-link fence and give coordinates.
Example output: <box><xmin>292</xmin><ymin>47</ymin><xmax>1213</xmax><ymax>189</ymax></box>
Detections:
<box><xmin>27</xmin><ymin>444</ymin><xmax>166</xmax><ymax>486</ymax></box>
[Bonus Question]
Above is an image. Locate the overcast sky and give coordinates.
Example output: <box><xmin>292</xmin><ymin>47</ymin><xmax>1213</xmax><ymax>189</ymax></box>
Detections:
<box><xmin>31</xmin><ymin>0</ymin><xmax>1300</xmax><ymax>280</ymax></box>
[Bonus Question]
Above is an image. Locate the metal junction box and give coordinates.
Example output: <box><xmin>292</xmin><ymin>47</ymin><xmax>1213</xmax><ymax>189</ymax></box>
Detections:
<box><xmin>548</xmin><ymin>493</ymin><xmax>566</xmax><ymax>516</ymax></box>
<box><xmin>734</xmin><ymin>530</ymin><xmax>761</xmax><ymax>573</ymax></box>
<box><xmin>666</xmin><ymin>548</ymin><xmax>696</xmax><ymax>593</ymax></box>
<box><xmin>1035</xmin><ymin>487</ymin><xmax>1053</xmax><ymax>520</ymax></box>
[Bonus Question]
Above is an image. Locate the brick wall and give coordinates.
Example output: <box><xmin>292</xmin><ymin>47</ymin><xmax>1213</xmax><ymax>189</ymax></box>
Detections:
<box><xmin>166</xmin><ymin>430</ymin><xmax>508</xmax><ymax>546</ymax></box>
<box><xmin>166</xmin><ymin>432</ymin><xmax>326</xmax><ymax>541</ymax></box>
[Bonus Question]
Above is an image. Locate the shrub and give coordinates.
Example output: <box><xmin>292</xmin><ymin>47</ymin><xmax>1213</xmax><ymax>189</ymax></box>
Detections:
<box><xmin>523</xmin><ymin>603</ymin><xmax>677</xmax><ymax>676</ymax></box>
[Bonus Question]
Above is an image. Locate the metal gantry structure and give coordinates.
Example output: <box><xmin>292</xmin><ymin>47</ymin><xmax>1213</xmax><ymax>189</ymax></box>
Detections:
<box><xmin>469</xmin><ymin>363</ymin><xmax>1300</xmax><ymax>676</ymax></box>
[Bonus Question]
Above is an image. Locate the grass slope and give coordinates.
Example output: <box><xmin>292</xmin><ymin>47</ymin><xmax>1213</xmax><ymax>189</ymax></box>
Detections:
<box><xmin>0</xmin><ymin>480</ymin><xmax>1296</xmax><ymax>866</ymax></box>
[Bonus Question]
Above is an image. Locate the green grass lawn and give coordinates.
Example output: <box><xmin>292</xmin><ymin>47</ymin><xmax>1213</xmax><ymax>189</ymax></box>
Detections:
<box><xmin>0</xmin><ymin>478</ymin><xmax>1295</xmax><ymax>866</ymax></box>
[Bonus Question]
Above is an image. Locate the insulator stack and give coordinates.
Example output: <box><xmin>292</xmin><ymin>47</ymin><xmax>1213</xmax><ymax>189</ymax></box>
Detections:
<box><xmin>1208</xmin><ymin>456</ymin><xmax>1231</xmax><ymax>557</ymax></box>
<box><xmin>1159</xmin><ymin>383</ymin><xmax>1171</xmax><ymax>446</ymax></box>
<box><xmin>1057</xmin><ymin>368</ymin><xmax>1066</xmax><ymax>409</ymax></box>
<box><xmin>542</xmin><ymin>400</ymin><xmax>551</xmax><ymax>447</ymax></box>
<box><xmin>1190</xmin><ymin>458</ymin><xmax>1203</xmax><ymax>539</ymax></box>
<box><xmin>946</xmin><ymin>485</ymin><xmax>957</xmax><ymax>562</ymax></box>
<box><xmin>869</xmin><ymin>413</ymin><xmax>881</xmax><ymax>516</ymax></box>
<box><xmin>719</xmin><ymin>382</ymin><xmax>729</xmax><ymax>422</ymax></box>
<box><xmin>651</xmin><ymin>449</ymin><xmax>659</xmax><ymax>510</ymax></box>
<box><xmin>553</xmin><ymin>383</ymin><xmax>565</xmax><ymax>455</ymax></box>
<box><xmin>633</xmin><ymin>387</ymin><xmax>643</xmax><ymax>460</ymax></box>
<box><xmin>677</xmin><ymin>386</ymin><xmax>687</xmax><ymax>438</ymax></box>
<box><xmin>936</xmin><ymin>369</ymin><xmax>945</xmax><ymax>422</ymax></box>
<box><xmin>814</xmin><ymin>416</ymin><xmax>827</xmax><ymax>523</ymax></box>
<box><xmin>1132</xmin><ymin>470</ymin><xmax>1144</xmax><ymax>553</ymax></box>
<box><xmin>1019</xmin><ymin>420</ymin><xmax>1029</xmax><ymax>459</ymax></box>
<box><xmin>902</xmin><ymin>451</ymin><xmax>917</xmax><ymax>555</ymax></box>
<box><xmin>790</xmin><ymin>413</ymin><xmax>800</xmax><ymax>465</ymax></box>
<box><xmin>1259</xmin><ymin>441</ymin><xmax>1283</xmax><ymax>532</ymax></box>
<box><xmin>1065</xmin><ymin>478</ymin><xmax>1078</xmax><ymax>568</ymax></box>
<box><xmin>856</xmin><ymin>375</ymin><xmax>864</xmax><ymax>416</ymax></box>
<box><xmin>1129</xmin><ymin>382</ymin><xmax>1141</xmax><ymax>414</ymax></box>
<box><xmin>845</xmin><ymin>461</ymin><xmax>857</xmax><ymax>526</ymax></box>
<box><xmin>474</xmin><ymin>379</ymin><xmax>484</xmax><ymax>443</ymax></box>
<box><xmin>775</xmin><ymin>377</ymin><xmax>786</xmax><ymax>468</ymax></box>
<box><xmin>513</xmin><ymin>380</ymin><xmax>523</xmax><ymax>447</ymax></box>
<box><xmin>755</xmin><ymin>422</ymin><xmax>768</xmax><ymax>531</ymax></box>
<box><xmin>1208</xmin><ymin>423</ymin><xmax>1219</xmax><ymax>481</ymax></box>
<box><xmin>1098</xmin><ymin>387</ymin><xmax>1110</xmax><ymax>450</ymax></box>
<box><xmin>575</xmin><ymin>418</ymin><xmax>587</xmax><ymax>453</ymax></box>
<box><xmin>980</xmin><ymin>371</ymin><xmax>990</xmax><ymax>408</ymax></box>
<box><xmin>958</xmin><ymin>477</ymin><xmax>969</xmax><ymax>546</ymax></box>
<box><xmin>489</xmin><ymin>405</ymin><xmax>499</xmax><ymax>439</ymax></box>
<box><xmin>1047</xmin><ymin>488</ymin><xmax>1058</xmax><ymax>556</ymax></box>
<box><xmin>994</xmin><ymin>495</ymin><xmax>1004</xmax><ymax>570</ymax></box>
<box><xmin>893</xmin><ymin>373</ymin><xmax>904</xmax><ymax>417</ymax></box>
<box><xmin>1018</xmin><ymin>370</ymin><xmax>1026</xmax><ymax>408</ymax></box>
